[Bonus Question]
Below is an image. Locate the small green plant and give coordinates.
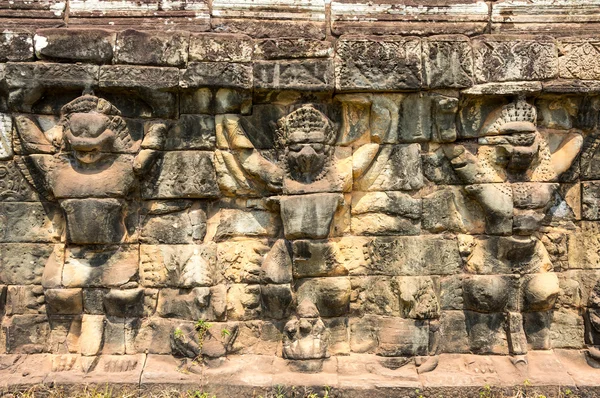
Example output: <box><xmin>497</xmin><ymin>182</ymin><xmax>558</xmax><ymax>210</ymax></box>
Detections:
<box><xmin>194</xmin><ymin>319</ymin><xmax>212</xmax><ymax>355</ymax></box>
<box><xmin>188</xmin><ymin>391</ymin><xmax>216</xmax><ymax>398</ymax></box>
<box><xmin>480</xmin><ymin>384</ymin><xmax>492</xmax><ymax>398</ymax></box>
<box><xmin>323</xmin><ymin>385</ymin><xmax>332</xmax><ymax>398</ymax></box>
<box><xmin>221</xmin><ymin>328</ymin><xmax>231</xmax><ymax>338</ymax></box>
<box><xmin>415</xmin><ymin>388</ymin><xmax>424</xmax><ymax>398</ymax></box>
<box><xmin>174</xmin><ymin>327</ymin><xmax>184</xmax><ymax>340</ymax></box>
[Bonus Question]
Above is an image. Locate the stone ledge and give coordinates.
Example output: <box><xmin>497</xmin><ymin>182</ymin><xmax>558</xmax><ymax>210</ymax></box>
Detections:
<box><xmin>0</xmin><ymin>351</ymin><xmax>598</xmax><ymax>396</ymax></box>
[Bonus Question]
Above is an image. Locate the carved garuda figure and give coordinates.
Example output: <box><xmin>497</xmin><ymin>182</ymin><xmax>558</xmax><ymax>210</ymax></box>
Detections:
<box><xmin>14</xmin><ymin>95</ymin><xmax>166</xmax><ymax>368</ymax></box>
<box><xmin>443</xmin><ymin>98</ymin><xmax>583</xmax><ymax>356</ymax></box>
<box><xmin>15</xmin><ymin>95</ymin><xmax>166</xmax><ymax>244</ymax></box>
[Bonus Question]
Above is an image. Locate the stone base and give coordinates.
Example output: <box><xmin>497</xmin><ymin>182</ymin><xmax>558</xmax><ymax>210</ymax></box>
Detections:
<box><xmin>0</xmin><ymin>351</ymin><xmax>598</xmax><ymax>397</ymax></box>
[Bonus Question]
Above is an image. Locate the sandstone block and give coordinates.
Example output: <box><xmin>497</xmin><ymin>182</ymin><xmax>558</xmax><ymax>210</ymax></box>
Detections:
<box><xmin>423</xmin><ymin>35</ymin><xmax>473</xmax><ymax>89</ymax></box>
<box><xmin>99</xmin><ymin>65</ymin><xmax>179</xmax><ymax>90</ymax></box>
<box><xmin>473</xmin><ymin>35</ymin><xmax>557</xmax><ymax>83</ymax></box>
<box><xmin>0</xmin><ymin>30</ymin><xmax>33</xmax><ymax>62</ymax></box>
<box><xmin>141</xmin><ymin>203</ymin><xmax>207</xmax><ymax>245</ymax></box>
<box><xmin>3</xmin><ymin>314</ymin><xmax>50</xmax><ymax>354</ymax></box>
<box><xmin>142</xmin><ymin>151</ymin><xmax>219</xmax><ymax>199</ymax></box>
<box><xmin>35</xmin><ymin>28</ymin><xmax>115</xmax><ymax>64</ymax></box>
<box><xmin>157</xmin><ymin>286</ymin><xmax>226</xmax><ymax>321</ymax></box>
<box><xmin>0</xmin><ymin>202</ymin><xmax>62</xmax><ymax>243</ymax></box>
<box><xmin>254</xmin><ymin>59</ymin><xmax>334</xmax><ymax>91</ymax></box>
<box><xmin>568</xmin><ymin>222</ymin><xmax>600</xmax><ymax>269</ymax></box>
<box><xmin>5</xmin><ymin>63</ymin><xmax>99</xmax><ymax>112</ymax></box>
<box><xmin>0</xmin><ymin>160</ymin><xmax>38</xmax><ymax>201</ymax></box>
<box><xmin>214</xmin><ymin>209</ymin><xmax>281</xmax><ymax>242</ymax></box>
<box><xmin>296</xmin><ymin>277</ymin><xmax>351</xmax><ymax>317</ymax></box>
<box><xmin>353</xmin><ymin>144</ymin><xmax>423</xmax><ymax>191</ymax></box>
<box><xmin>6</xmin><ymin>285</ymin><xmax>45</xmax><ymax>315</ymax></box>
<box><xmin>582</xmin><ymin>181</ymin><xmax>600</xmax><ymax>220</ymax></box>
<box><xmin>279</xmin><ymin>193</ymin><xmax>343</xmax><ymax>240</ymax></box>
<box><xmin>115</xmin><ymin>30</ymin><xmax>189</xmax><ymax>67</ymax></box>
<box><xmin>189</xmin><ymin>33</ymin><xmax>253</xmax><ymax>62</ymax></box>
<box><xmin>359</xmin><ymin>236</ymin><xmax>462</xmax><ymax>276</ymax></box>
<box><xmin>398</xmin><ymin>93</ymin><xmax>459</xmax><ymax>143</ymax></box>
<box><xmin>181</xmin><ymin>87</ymin><xmax>252</xmax><ymax>115</ymax></box>
<box><xmin>331</xmin><ymin>0</ymin><xmax>489</xmax><ymax>36</ymax></box>
<box><xmin>350</xmin><ymin>192</ymin><xmax>421</xmax><ymax>236</ymax></box>
<box><xmin>217</xmin><ymin>239</ymin><xmax>269</xmax><ymax>284</ymax></box>
<box><xmin>335</xmin><ymin>36</ymin><xmax>421</xmax><ymax>91</ymax></box>
<box><xmin>62</xmin><ymin>245</ymin><xmax>139</xmax><ymax>288</ymax></box>
<box><xmin>350</xmin><ymin>276</ymin><xmax>400</xmax><ymax>316</ymax></box>
<box><xmin>227</xmin><ymin>284</ymin><xmax>261</xmax><ymax>321</ymax></box>
<box><xmin>0</xmin><ymin>243</ymin><xmax>54</xmax><ymax>285</ymax></box>
<box><xmin>254</xmin><ymin>38</ymin><xmax>333</xmax><ymax>60</ymax></box>
<box><xmin>181</xmin><ymin>62</ymin><xmax>253</xmax><ymax>90</ymax></box>
<box><xmin>292</xmin><ymin>240</ymin><xmax>348</xmax><ymax>278</ymax></box>
<box><xmin>165</xmin><ymin>115</ymin><xmax>216</xmax><ymax>151</ymax></box>
<box><xmin>44</xmin><ymin>288</ymin><xmax>83</xmax><ymax>315</ymax></box>
<box><xmin>261</xmin><ymin>284</ymin><xmax>293</xmax><ymax>319</ymax></box>
<box><xmin>140</xmin><ymin>244</ymin><xmax>218</xmax><ymax>288</ymax></box>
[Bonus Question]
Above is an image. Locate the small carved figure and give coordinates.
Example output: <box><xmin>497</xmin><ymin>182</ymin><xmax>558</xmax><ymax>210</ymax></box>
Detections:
<box><xmin>282</xmin><ymin>299</ymin><xmax>330</xmax><ymax>360</ymax></box>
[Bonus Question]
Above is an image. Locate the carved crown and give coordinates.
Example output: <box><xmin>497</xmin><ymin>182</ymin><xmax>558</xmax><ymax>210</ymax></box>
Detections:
<box><xmin>60</xmin><ymin>95</ymin><xmax>122</xmax><ymax>117</ymax></box>
<box><xmin>276</xmin><ymin>105</ymin><xmax>336</xmax><ymax>145</ymax></box>
<box><xmin>484</xmin><ymin>98</ymin><xmax>537</xmax><ymax>136</ymax></box>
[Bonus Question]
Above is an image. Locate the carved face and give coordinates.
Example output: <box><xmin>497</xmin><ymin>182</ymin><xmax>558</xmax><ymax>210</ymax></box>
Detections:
<box><xmin>284</xmin><ymin>128</ymin><xmax>333</xmax><ymax>183</ymax></box>
<box><xmin>65</xmin><ymin>112</ymin><xmax>116</xmax><ymax>164</ymax></box>
<box><xmin>484</xmin><ymin>129</ymin><xmax>540</xmax><ymax>175</ymax></box>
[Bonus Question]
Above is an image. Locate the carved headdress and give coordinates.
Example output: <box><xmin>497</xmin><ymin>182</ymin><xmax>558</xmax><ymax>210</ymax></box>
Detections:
<box><xmin>276</xmin><ymin>105</ymin><xmax>337</xmax><ymax>147</ymax></box>
<box><xmin>481</xmin><ymin>98</ymin><xmax>537</xmax><ymax>136</ymax></box>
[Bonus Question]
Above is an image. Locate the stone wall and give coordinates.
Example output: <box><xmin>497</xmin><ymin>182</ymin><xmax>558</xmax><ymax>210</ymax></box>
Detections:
<box><xmin>1</xmin><ymin>0</ymin><xmax>600</xmax><ymax>385</ymax></box>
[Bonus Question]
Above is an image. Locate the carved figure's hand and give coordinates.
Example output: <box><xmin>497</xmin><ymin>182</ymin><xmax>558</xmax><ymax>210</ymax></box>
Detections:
<box><xmin>133</xmin><ymin>123</ymin><xmax>167</xmax><ymax>175</ymax></box>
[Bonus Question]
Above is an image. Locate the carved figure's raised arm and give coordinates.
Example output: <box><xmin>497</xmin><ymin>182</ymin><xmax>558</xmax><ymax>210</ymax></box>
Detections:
<box><xmin>13</xmin><ymin>115</ymin><xmax>61</xmax><ymax>200</ymax></box>
<box><xmin>214</xmin><ymin>114</ymin><xmax>284</xmax><ymax>195</ymax></box>
<box><xmin>550</xmin><ymin>130</ymin><xmax>583</xmax><ymax>177</ymax></box>
<box><xmin>133</xmin><ymin>123</ymin><xmax>167</xmax><ymax>176</ymax></box>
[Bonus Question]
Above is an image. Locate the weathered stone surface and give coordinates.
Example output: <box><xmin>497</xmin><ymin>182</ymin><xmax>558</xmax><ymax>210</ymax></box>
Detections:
<box><xmin>296</xmin><ymin>277</ymin><xmax>351</xmax><ymax>317</ymax></box>
<box><xmin>568</xmin><ymin>222</ymin><xmax>600</xmax><ymax>269</ymax></box>
<box><xmin>114</xmin><ymin>30</ymin><xmax>189</xmax><ymax>67</ymax></box>
<box><xmin>99</xmin><ymin>65</ymin><xmax>179</xmax><ymax>90</ymax></box>
<box><xmin>140</xmin><ymin>244</ymin><xmax>218</xmax><ymax>288</ymax></box>
<box><xmin>140</xmin><ymin>202</ymin><xmax>207</xmax><ymax>244</ymax></box>
<box><xmin>331</xmin><ymin>0</ymin><xmax>489</xmax><ymax>36</ymax></box>
<box><xmin>157</xmin><ymin>286</ymin><xmax>226</xmax><ymax>321</ymax></box>
<box><xmin>189</xmin><ymin>33</ymin><xmax>253</xmax><ymax>62</ymax></box>
<box><xmin>354</xmin><ymin>144</ymin><xmax>423</xmax><ymax>191</ymax></box>
<box><xmin>181</xmin><ymin>62</ymin><xmax>253</xmax><ymax>90</ymax></box>
<box><xmin>5</xmin><ymin>63</ymin><xmax>99</xmax><ymax>112</ymax></box>
<box><xmin>0</xmin><ymin>31</ymin><xmax>33</xmax><ymax>62</ymax></box>
<box><xmin>473</xmin><ymin>35</ymin><xmax>557</xmax><ymax>83</ymax></box>
<box><xmin>335</xmin><ymin>36</ymin><xmax>422</xmax><ymax>91</ymax></box>
<box><xmin>3</xmin><ymin>315</ymin><xmax>50</xmax><ymax>353</ymax></box>
<box><xmin>423</xmin><ymin>35</ymin><xmax>473</xmax><ymax>89</ymax></box>
<box><xmin>62</xmin><ymin>245</ymin><xmax>139</xmax><ymax>288</ymax></box>
<box><xmin>254</xmin><ymin>38</ymin><xmax>333</xmax><ymax>60</ymax></box>
<box><xmin>254</xmin><ymin>59</ymin><xmax>334</xmax><ymax>91</ymax></box>
<box><xmin>211</xmin><ymin>0</ymin><xmax>326</xmax><ymax>39</ymax></box>
<box><xmin>0</xmin><ymin>202</ymin><xmax>62</xmax><ymax>243</ymax></box>
<box><xmin>357</xmin><ymin>236</ymin><xmax>462</xmax><ymax>276</ymax></box>
<box><xmin>0</xmin><ymin>243</ymin><xmax>55</xmax><ymax>285</ymax></box>
<box><xmin>35</xmin><ymin>29</ymin><xmax>115</xmax><ymax>63</ymax></box>
<box><xmin>142</xmin><ymin>151</ymin><xmax>219</xmax><ymax>199</ymax></box>
<box><xmin>351</xmin><ymin>191</ymin><xmax>421</xmax><ymax>236</ymax></box>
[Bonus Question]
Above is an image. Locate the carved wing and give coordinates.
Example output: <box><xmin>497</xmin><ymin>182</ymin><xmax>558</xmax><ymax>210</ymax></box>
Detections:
<box><xmin>13</xmin><ymin>115</ymin><xmax>60</xmax><ymax>201</ymax></box>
